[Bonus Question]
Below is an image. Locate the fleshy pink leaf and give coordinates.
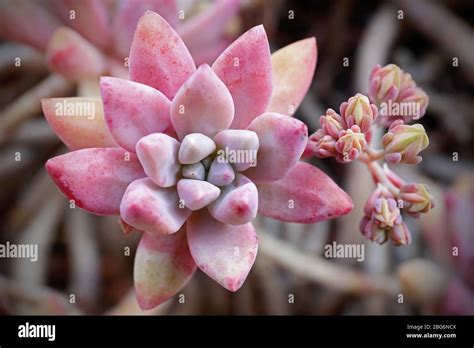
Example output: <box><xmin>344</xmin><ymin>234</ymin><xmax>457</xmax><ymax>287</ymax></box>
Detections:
<box><xmin>120</xmin><ymin>178</ymin><xmax>191</xmax><ymax>235</ymax></box>
<box><xmin>52</xmin><ymin>0</ymin><xmax>111</xmax><ymax>49</ymax></box>
<box><xmin>113</xmin><ymin>0</ymin><xmax>178</xmax><ymax>58</ymax></box>
<box><xmin>129</xmin><ymin>11</ymin><xmax>195</xmax><ymax>100</ymax></box>
<box><xmin>181</xmin><ymin>163</ymin><xmax>205</xmax><ymax>181</ymax></box>
<box><xmin>178</xmin><ymin>133</ymin><xmax>217</xmax><ymax>164</ymax></box>
<box><xmin>177</xmin><ymin>179</ymin><xmax>220</xmax><ymax>211</ymax></box>
<box><xmin>171</xmin><ymin>64</ymin><xmax>234</xmax><ymax>140</ymax></box>
<box><xmin>212</xmin><ymin>25</ymin><xmax>272</xmax><ymax>129</ymax></box>
<box><xmin>266</xmin><ymin>38</ymin><xmax>317</xmax><ymax>115</ymax></box>
<box><xmin>214</xmin><ymin>129</ymin><xmax>259</xmax><ymax>172</ymax></box>
<box><xmin>45</xmin><ymin>148</ymin><xmax>145</xmax><ymax>215</ymax></box>
<box><xmin>100</xmin><ymin>77</ymin><xmax>172</xmax><ymax>152</ymax></box>
<box><xmin>207</xmin><ymin>160</ymin><xmax>235</xmax><ymax>187</ymax></box>
<box><xmin>46</xmin><ymin>28</ymin><xmax>106</xmax><ymax>80</ymax></box>
<box><xmin>187</xmin><ymin>210</ymin><xmax>258</xmax><ymax>292</ymax></box>
<box><xmin>245</xmin><ymin>113</ymin><xmax>308</xmax><ymax>183</ymax></box>
<box><xmin>0</xmin><ymin>0</ymin><xmax>61</xmax><ymax>50</ymax></box>
<box><xmin>135</xmin><ymin>133</ymin><xmax>181</xmax><ymax>188</ymax></box>
<box><xmin>208</xmin><ymin>174</ymin><xmax>258</xmax><ymax>225</ymax></box>
<box><xmin>257</xmin><ymin>162</ymin><xmax>354</xmax><ymax>223</ymax></box>
<box><xmin>41</xmin><ymin>98</ymin><xmax>118</xmax><ymax>150</ymax></box>
<box><xmin>134</xmin><ymin>228</ymin><xmax>196</xmax><ymax>310</ymax></box>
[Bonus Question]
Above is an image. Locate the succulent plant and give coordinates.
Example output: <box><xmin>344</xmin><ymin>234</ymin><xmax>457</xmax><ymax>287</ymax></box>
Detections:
<box><xmin>41</xmin><ymin>11</ymin><xmax>354</xmax><ymax>309</ymax></box>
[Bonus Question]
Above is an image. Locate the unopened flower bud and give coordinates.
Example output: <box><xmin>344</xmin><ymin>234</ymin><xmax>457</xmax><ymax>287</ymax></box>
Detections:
<box><xmin>397</xmin><ymin>86</ymin><xmax>429</xmax><ymax>121</ymax></box>
<box><xmin>335</xmin><ymin>126</ymin><xmax>367</xmax><ymax>162</ymax></box>
<box><xmin>399</xmin><ymin>183</ymin><xmax>434</xmax><ymax>217</ymax></box>
<box><xmin>369</xmin><ymin>64</ymin><xmax>403</xmax><ymax>103</ymax></box>
<box><xmin>319</xmin><ymin>108</ymin><xmax>344</xmax><ymax>139</ymax></box>
<box><xmin>360</xmin><ymin>216</ymin><xmax>388</xmax><ymax>245</ymax></box>
<box><xmin>363</xmin><ymin>184</ymin><xmax>394</xmax><ymax>216</ymax></box>
<box><xmin>310</xmin><ymin>130</ymin><xmax>339</xmax><ymax>159</ymax></box>
<box><xmin>382</xmin><ymin>120</ymin><xmax>429</xmax><ymax>164</ymax></box>
<box><xmin>372</xmin><ymin>197</ymin><xmax>402</xmax><ymax>228</ymax></box>
<box><xmin>399</xmin><ymin>71</ymin><xmax>416</xmax><ymax>91</ymax></box>
<box><xmin>339</xmin><ymin>93</ymin><xmax>378</xmax><ymax>133</ymax></box>
<box><xmin>390</xmin><ymin>221</ymin><xmax>412</xmax><ymax>245</ymax></box>
<box><xmin>372</xmin><ymin>66</ymin><xmax>430</xmax><ymax>126</ymax></box>
<box><xmin>361</xmin><ymin>185</ymin><xmax>411</xmax><ymax>246</ymax></box>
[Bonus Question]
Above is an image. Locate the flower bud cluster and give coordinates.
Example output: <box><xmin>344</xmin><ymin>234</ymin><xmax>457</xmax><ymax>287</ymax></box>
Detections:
<box><xmin>369</xmin><ymin>64</ymin><xmax>429</xmax><ymax>126</ymax></box>
<box><xmin>360</xmin><ymin>178</ymin><xmax>434</xmax><ymax>246</ymax></box>
<box><xmin>360</xmin><ymin>185</ymin><xmax>411</xmax><ymax>245</ymax></box>
<box><xmin>310</xmin><ymin>94</ymin><xmax>377</xmax><ymax>163</ymax></box>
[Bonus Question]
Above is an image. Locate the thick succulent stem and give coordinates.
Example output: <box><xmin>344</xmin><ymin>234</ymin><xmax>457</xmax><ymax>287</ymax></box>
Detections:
<box><xmin>358</xmin><ymin>141</ymin><xmax>399</xmax><ymax>197</ymax></box>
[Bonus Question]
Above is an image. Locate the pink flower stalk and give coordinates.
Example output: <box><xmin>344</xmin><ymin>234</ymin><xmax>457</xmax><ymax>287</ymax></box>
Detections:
<box><xmin>42</xmin><ymin>11</ymin><xmax>354</xmax><ymax>309</ymax></box>
<box><xmin>369</xmin><ymin>64</ymin><xmax>429</xmax><ymax>126</ymax></box>
<box><xmin>0</xmin><ymin>0</ymin><xmax>241</xmax><ymax>81</ymax></box>
<box><xmin>307</xmin><ymin>63</ymin><xmax>433</xmax><ymax>246</ymax></box>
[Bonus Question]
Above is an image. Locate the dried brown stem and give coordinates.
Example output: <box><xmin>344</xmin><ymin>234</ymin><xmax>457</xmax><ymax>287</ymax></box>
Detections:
<box><xmin>0</xmin><ymin>74</ymin><xmax>73</xmax><ymax>143</ymax></box>
<box><xmin>354</xmin><ymin>5</ymin><xmax>399</xmax><ymax>93</ymax></box>
<box><xmin>397</xmin><ymin>0</ymin><xmax>474</xmax><ymax>81</ymax></box>
<box><xmin>65</xmin><ymin>209</ymin><xmax>101</xmax><ymax>310</ymax></box>
<box><xmin>11</xmin><ymin>118</ymin><xmax>59</xmax><ymax>145</ymax></box>
<box><xmin>0</xmin><ymin>145</ymin><xmax>35</xmax><ymax>179</ymax></box>
<box><xmin>10</xmin><ymin>194</ymin><xmax>64</xmax><ymax>287</ymax></box>
<box><xmin>0</xmin><ymin>43</ymin><xmax>46</xmax><ymax>76</ymax></box>
<box><xmin>258</xmin><ymin>231</ymin><xmax>401</xmax><ymax>297</ymax></box>
<box><xmin>7</xmin><ymin>169</ymin><xmax>55</xmax><ymax>232</ymax></box>
<box><xmin>253</xmin><ymin>256</ymin><xmax>290</xmax><ymax>315</ymax></box>
<box><xmin>0</xmin><ymin>275</ymin><xmax>81</xmax><ymax>315</ymax></box>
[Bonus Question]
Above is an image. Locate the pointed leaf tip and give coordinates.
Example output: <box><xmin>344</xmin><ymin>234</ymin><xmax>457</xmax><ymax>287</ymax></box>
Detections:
<box><xmin>258</xmin><ymin>162</ymin><xmax>353</xmax><ymax>223</ymax></box>
<box><xmin>267</xmin><ymin>37</ymin><xmax>317</xmax><ymax>116</ymax></box>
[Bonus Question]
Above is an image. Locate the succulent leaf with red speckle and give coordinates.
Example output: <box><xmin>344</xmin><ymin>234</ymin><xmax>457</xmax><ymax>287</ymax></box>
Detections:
<box><xmin>42</xmin><ymin>11</ymin><xmax>353</xmax><ymax>309</ymax></box>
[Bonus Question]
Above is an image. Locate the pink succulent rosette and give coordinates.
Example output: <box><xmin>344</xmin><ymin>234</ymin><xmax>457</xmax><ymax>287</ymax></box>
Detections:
<box><xmin>42</xmin><ymin>11</ymin><xmax>353</xmax><ymax>309</ymax></box>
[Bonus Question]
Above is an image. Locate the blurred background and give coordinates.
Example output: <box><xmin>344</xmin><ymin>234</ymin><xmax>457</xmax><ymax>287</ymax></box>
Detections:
<box><xmin>0</xmin><ymin>0</ymin><xmax>472</xmax><ymax>315</ymax></box>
